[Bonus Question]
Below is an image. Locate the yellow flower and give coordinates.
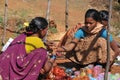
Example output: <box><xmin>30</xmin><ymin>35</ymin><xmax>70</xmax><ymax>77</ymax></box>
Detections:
<box><xmin>23</xmin><ymin>22</ymin><xmax>29</xmax><ymax>28</ymax></box>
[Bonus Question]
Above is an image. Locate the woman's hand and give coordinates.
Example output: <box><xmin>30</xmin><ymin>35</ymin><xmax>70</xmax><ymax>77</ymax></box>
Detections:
<box><xmin>52</xmin><ymin>46</ymin><xmax>64</xmax><ymax>57</ymax></box>
<box><xmin>40</xmin><ymin>68</ymin><xmax>45</xmax><ymax>74</ymax></box>
<box><xmin>110</xmin><ymin>50</ymin><xmax>120</xmax><ymax>66</ymax></box>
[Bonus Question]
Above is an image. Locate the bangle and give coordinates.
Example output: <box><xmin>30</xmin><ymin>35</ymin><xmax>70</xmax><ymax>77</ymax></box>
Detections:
<box><xmin>61</xmin><ymin>46</ymin><xmax>67</xmax><ymax>51</ymax></box>
<box><xmin>51</xmin><ymin>55</ymin><xmax>56</xmax><ymax>59</ymax></box>
<box><xmin>48</xmin><ymin>61</ymin><xmax>53</xmax><ymax>65</ymax></box>
<box><xmin>70</xmin><ymin>41</ymin><xmax>77</xmax><ymax>45</ymax></box>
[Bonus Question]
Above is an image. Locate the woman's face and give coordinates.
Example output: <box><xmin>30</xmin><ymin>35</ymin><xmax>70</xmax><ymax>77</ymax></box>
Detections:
<box><xmin>101</xmin><ymin>20</ymin><xmax>108</xmax><ymax>26</ymax></box>
<box><xmin>85</xmin><ymin>17</ymin><xmax>97</xmax><ymax>31</ymax></box>
<box><xmin>39</xmin><ymin>26</ymin><xmax>48</xmax><ymax>38</ymax></box>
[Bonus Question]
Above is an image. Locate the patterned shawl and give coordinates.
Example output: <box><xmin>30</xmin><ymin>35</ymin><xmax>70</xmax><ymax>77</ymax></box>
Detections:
<box><xmin>82</xmin><ymin>22</ymin><xmax>103</xmax><ymax>34</ymax></box>
<box><xmin>57</xmin><ymin>22</ymin><xmax>115</xmax><ymax>65</ymax></box>
<box><xmin>0</xmin><ymin>33</ymin><xmax>47</xmax><ymax>80</ymax></box>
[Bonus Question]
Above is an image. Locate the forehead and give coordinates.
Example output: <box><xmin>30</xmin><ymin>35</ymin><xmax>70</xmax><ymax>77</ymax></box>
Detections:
<box><xmin>85</xmin><ymin>17</ymin><xmax>96</xmax><ymax>22</ymax></box>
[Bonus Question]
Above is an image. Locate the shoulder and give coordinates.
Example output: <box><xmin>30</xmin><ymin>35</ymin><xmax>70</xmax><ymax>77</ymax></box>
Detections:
<box><xmin>75</xmin><ymin>28</ymin><xmax>85</xmax><ymax>36</ymax></box>
<box><xmin>76</xmin><ymin>28</ymin><xmax>84</xmax><ymax>34</ymax></box>
<box><xmin>74</xmin><ymin>28</ymin><xmax>85</xmax><ymax>39</ymax></box>
<box><xmin>100</xmin><ymin>28</ymin><xmax>107</xmax><ymax>34</ymax></box>
<box><xmin>33</xmin><ymin>48</ymin><xmax>47</xmax><ymax>54</ymax></box>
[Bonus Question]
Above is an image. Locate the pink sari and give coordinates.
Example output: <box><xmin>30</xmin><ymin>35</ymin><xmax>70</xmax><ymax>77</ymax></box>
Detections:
<box><xmin>0</xmin><ymin>33</ymin><xmax>47</xmax><ymax>80</ymax></box>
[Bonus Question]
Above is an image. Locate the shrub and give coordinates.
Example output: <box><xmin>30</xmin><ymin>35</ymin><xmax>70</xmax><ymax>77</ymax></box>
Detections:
<box><xmin>113</xmin><ymin>4</ymin><xmax>120</xmax><ymax>11</ymax></box>
<box><xmin>0</xmin><ymin>16</ymin><xmax>3</xmax><ymax>26</ymax></box>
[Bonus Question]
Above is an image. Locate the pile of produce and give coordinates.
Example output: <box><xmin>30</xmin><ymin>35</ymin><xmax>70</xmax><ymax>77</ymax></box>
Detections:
<box><xmin>46</xmin><ymin>64</ymin><xmax>120</xmax><ymax>80</ymax></box>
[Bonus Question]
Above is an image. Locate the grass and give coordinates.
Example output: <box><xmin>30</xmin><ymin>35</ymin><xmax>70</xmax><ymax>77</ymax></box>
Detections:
<box><xmin>0</xmin><ymin>0</ymin><xmax>120</xmax><ymax>49</ymax></box>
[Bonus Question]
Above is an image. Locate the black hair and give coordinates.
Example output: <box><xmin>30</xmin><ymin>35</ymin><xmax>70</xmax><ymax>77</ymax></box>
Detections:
<box><xmin>26</xmin><ymin>17</ymin><xmax>48</xmax><ymax>34</ymax></box>
<box><xmin>85</xmin><ymin>9</ymin><xmax>100</xmax><ymax>21</ymax></box>
<box><xmin>99</xmin><ymin>10</ymin><xmax>109</xmax><ymax>21</ymax></box>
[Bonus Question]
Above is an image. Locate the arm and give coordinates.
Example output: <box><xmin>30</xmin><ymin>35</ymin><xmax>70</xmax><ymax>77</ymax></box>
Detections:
<box><xmin>56</xmin><ymin>29</ymin><xmax>84</xmax><ymax>52</ymax></box>
<box><xmin>110</xmin><ymin>40</ymin><xmax>120</xmax><ymax>56</ymax></box>
<box><xmin>110</xmin><ymin>40</ymin><xmax>120</xmax><ymax>66</ymax></box>
<box><xmin>101</xmin><ymin>29</ymin><xmax>120</xmax><ymax>56</ymax></box>
<box><xmin>117</xmin><ymin>42</ymin><xmax>120</xmax><ymax>48</ymax></box>
<box><xmin>56</xmin><ymin>38</ymin><xmax>79</xmax><ymax>52</ymax></box>
<box><xmin>40</xmin><ymin>55</ymin><xmax>56</xmax><ymax>74</ymax></box>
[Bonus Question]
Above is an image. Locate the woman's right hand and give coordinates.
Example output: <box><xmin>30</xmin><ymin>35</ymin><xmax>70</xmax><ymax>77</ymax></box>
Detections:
<box><xmin>53</xmin><ymin>47</ymin><xmax>64</xmax><ymax>57</ymax></box>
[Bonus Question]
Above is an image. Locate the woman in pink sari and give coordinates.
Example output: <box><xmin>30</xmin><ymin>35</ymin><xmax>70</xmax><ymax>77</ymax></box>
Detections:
<box><xmin>0</xmin><ymin>17</ymin><xmax>56</xmax><ymax>80</ymax></box>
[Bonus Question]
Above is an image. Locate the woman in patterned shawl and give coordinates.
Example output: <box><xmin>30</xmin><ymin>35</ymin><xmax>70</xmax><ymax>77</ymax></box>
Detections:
<box><xmin>56</xmin><ymin>9</ymin><xmax>120</xmax><ymax>65</ymax></box>
<box><xmin>0</xmin><ymin>17</ymin><xmax>56</xmax><ymax>80</ymax></box>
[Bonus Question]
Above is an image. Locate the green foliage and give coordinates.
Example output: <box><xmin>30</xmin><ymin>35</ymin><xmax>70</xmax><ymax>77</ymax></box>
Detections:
<box><xmin>0</xmin><ymin>16</ymin><xmax>3</xmax><ymax>25</ymax></box>
<box><xmin>113</xmin><ymin>22</ymin><xmax>120</xmax><ymax>35</ymax></box>
<box><xmin>16</xmin><ymin>24</ymin><xmax>23</xmax><ymax>31</ymax></box>
<box><xmin>113</xmin><ymin>4</ymin><xmax>120</xmax><ymax>11</ymax></box>
<box><xmin>16</xmin><ymin>18</ymin><xmax>27</xmax><ymax>32</ymax></box>
<box><xmin>49</xmin><ymin>27</ymin><xmax>58</xmax><ymax>33</ymax></box>
<box><xmin>19</xmin><ymin>9</ymin><xmax>28</xmax><ymax>18</ymax></box>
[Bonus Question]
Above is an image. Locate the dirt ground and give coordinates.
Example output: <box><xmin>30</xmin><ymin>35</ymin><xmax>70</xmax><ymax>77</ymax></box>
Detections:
<box><xmin>0</xmin><ymin>0</ymin><xmax>91</xmax><ymax>47</ymax></box>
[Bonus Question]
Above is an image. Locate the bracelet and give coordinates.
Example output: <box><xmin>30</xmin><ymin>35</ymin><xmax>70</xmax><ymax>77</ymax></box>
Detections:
<box><xmin>51</xmin><ymin>55</ymin><xmax>56</xmax><ymax>59</ymax></box>
<box><xmin>70</xmin><ymin>41</ymin><xmax>77</xmax><ymax>45</ymax></box>
<box><xmin>48</xmin><ymin>61</ymin><xmax>53</xmax><ymax>65</ymax></box>
<box><xmin>61</xmin><ymin>46</ymin><xmax>67</xmax><ymax>52</ymax></box>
